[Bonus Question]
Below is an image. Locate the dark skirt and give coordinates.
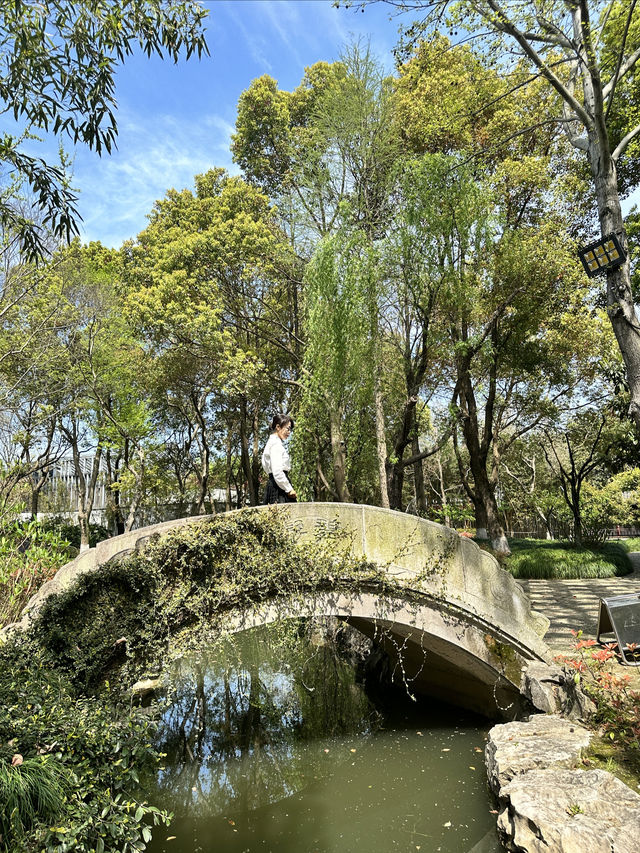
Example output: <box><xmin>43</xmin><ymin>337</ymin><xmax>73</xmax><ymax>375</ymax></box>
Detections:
<box><xmin>264</xmin><ymin>473</ymin><xmax>296</xmax><ymax>504</ymax></box>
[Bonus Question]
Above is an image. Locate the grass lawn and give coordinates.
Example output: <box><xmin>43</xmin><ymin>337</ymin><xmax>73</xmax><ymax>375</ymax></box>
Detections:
<box><xmin>503</xmin><ymin>538</ymin><xmax>634</xmax><ymax>580</ymax></box>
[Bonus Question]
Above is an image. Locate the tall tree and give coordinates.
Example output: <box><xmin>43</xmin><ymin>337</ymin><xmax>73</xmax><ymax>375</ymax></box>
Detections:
<box><xmin>367</xmin><ymin>0</ymin><xmax>640</xmax><ymax>433</ymax></box>
<box><xmin>122</xmin><ymin>169</ymin><xmax>289</xmax><ymax>509</ymax></box>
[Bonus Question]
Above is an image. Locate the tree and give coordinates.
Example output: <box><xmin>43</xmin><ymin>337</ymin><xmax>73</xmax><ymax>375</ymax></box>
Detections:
<box><xmin>0</xmin><ymin>0</ymin><xmax>208</xmax><ymax>260</ymax></box>
<box><xmin>122</xmin><ymin>169</ymin><xmax>289</xmax><ymax>510</ymax></box>
<box><xmin>234</xmin><ymin>46</ymin><xmax>400</xmax><ymax>504</ymax></box>
<box><xmin>366</xmin><ymin>0</ymin><xmax>640</xmax><ymax>434</ymax></box>
<box><xmin>541</xmin><ymin>409</ymin><xmax>618</xmax><ymax>545</ymax></box>
<box><xmin>298</xmin><ymin>228</ymin><xmax>378</xmax><ymax>502</ymax></box>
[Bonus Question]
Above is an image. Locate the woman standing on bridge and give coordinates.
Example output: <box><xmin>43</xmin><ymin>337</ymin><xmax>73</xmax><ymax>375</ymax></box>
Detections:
<box><xmin>262</xmin><ymin>414</ymin><xmax>297</xmax><ymax>504</ymax></box>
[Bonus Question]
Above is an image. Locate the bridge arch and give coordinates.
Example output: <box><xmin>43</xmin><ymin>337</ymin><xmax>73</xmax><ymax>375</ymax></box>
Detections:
<box><xmin>5</xmin><ymin>503</ymin><xmax>550</xmax><ymax>716</ymax></box>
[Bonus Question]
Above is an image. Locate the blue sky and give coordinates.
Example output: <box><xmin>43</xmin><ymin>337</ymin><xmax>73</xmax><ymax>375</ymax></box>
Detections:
<box><xmin>14</xmin><ymin>0</ymin><xmax>639</xmax><ymax>246</ymax></box>
<box><xmin>65</xmin><ymin>0</ymin><xmax>405</xmax><ymax>247</ymax></box>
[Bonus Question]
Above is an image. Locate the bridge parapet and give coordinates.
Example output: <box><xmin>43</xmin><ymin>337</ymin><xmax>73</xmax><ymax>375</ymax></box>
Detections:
<box><xmin>2</xmin><ymin>503</ymin><xmax>549</xmax><ymax>666</ymax></box>
<box><xmin>276</xmin><ymin>503</ymin><xmax>549</xmax><ymax>660</ymax></box>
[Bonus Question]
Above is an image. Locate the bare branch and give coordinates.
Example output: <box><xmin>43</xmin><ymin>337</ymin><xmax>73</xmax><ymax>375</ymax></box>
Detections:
<box><xmin>480</xmin><ymin>0</ymin><xmax>594</xmax><ymax>129</ymax></box>
<box><xmin>612</xmin><ymin>122</ymin><xmax>640</xmax><ymax>162</ymax></box>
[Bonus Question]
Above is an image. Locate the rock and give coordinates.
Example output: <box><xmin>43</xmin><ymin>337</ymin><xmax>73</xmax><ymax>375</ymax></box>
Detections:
<box><xmin>485</xmin><ymin>715</ymin><xmax>591</xmax><ymax>795</ymax></box>
<box><xmin>522</xmin><ymin>663</ymin><xmax>596</xmax><ymax>720</ymax></box>
<box><xmin>130</xmin><ymin>677</ymin><xmax>164</xmax><ymax>701</ymax></box>
<box><xmin>497</xmin><ymin>767</ymin><xmax>640</xmax><ymax>853</ymax></box>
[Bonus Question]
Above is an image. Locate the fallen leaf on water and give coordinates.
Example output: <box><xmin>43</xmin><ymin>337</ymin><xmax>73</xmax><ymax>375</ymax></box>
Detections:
<box><xmin>324</xmin><ymin>748</ymin><xmax>330</xmax><ymax>753</ymax></box>
<box><xmin>441</xmin><ymin>748</ymin><xmax>450</xmax><ymax>752</ymax></box>
<box><xmin>350</xmin><ymin>748</ymin><xmax>356</xmax><ymax>753</ymax></box>
<box><xmin>443</xmin><ymin>821</ymin><xmax>452</xmax><ymax>828</ymax></box>
<box><xmin>166</xmin><ymin>838</ymin><xmax>176</xmax><ymax>842</ymax></box>
<box><xmin>228</xmin><ymin>820</ymin><xmax>235</xmax><ymax>826</ymax></box>
<box><xmin>490</xmin><ymin>809</ymin><xmax>499</xmax><ymax>815</ymax></box>
<box><xmin>469</xmin><ymin>766</ymin><xmax>476</xmax><ymax>770</ymax></box>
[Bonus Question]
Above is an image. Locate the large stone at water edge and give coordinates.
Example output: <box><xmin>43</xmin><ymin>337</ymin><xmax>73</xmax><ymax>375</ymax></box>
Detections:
<box><xmin>485</xmin><ymin>715</ymin><xmax>591</xmax><ymax>795</ymax></box>
<box><xmin>497</xmin><ymin>767</ymin><xmax>640</xmax><ymax>853</ymax></box>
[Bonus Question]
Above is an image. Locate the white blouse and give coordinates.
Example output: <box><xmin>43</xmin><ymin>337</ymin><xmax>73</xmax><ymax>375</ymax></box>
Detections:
<box><xmin>261</xmin><ymin>433</ymin><xmax>293</xmax><ymax>493</ymax></box>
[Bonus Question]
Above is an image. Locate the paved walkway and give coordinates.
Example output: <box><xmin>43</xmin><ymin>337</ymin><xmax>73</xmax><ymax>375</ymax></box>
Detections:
<box><xmin>518</xmin><ymin>552</ymin><xmax>640</xmax><ymax>656</ymax></box>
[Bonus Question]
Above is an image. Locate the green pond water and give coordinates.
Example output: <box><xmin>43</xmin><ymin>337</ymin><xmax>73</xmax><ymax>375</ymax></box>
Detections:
<box><xmin>145</xmin><ymin>622</ymin><xmax>504</xmax><ymax>853</ymax></box>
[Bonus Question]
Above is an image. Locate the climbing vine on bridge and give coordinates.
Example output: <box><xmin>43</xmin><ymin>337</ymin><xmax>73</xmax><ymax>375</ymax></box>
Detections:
<box><xmin>30</xmin><ymin>509</ymin><xmax>406</xmax><ymax>689</ymax></box>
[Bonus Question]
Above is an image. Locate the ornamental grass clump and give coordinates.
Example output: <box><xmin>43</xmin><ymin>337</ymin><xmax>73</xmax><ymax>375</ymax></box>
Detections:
<box><xmin>0</xmin><ymin>754</ymin><xmax>69</xmax><ymax>850</ymax></box>
<box><xmin>504</xmin><ymin>538</ymin><xmax>633</xmax><ymax>579</ymax></box>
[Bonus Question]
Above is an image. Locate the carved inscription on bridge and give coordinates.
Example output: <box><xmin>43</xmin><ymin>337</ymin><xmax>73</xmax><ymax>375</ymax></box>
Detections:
<box><xmin>284</xmin><ymin>515</ymin><xmax>342</xmax><ymax>541</ymax></box>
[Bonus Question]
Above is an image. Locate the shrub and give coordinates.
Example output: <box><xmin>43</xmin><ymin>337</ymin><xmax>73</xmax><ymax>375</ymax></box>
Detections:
<box><xmin>0</xmin><ymin>520</ymin><xmax>74</xmax><ymax>628</ymax></box>
<box><xmin>0</xmin><ymin>641</ymin><xmax>170</xmax><ymax>852</ymax></box>
<box><xmin>558</xmin><ymin>631</ymin><xmax>640</xmax><ymax>781</ymax></box>
<box><xmin>42</xmin><ymin>518</ymin><xmax>111</xmax><ymax>549</ymax></box>
<box><xmin>504</xmin><ymin>538</ymin><xmax>633</xmax><ymax>579</ymax></box>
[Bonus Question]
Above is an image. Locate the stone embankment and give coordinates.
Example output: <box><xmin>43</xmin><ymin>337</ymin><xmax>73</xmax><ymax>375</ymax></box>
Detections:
<box><xmin>487</xmin><ymin>712</ymin><xmax>640</xmax><ymax>852</ymax></box>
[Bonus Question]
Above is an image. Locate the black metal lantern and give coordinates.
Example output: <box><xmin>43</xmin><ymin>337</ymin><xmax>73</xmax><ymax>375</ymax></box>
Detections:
<box><xmin>577</xmin><ymin>233</ymin><xmax>626</xmax><ymax>278</ymax></box>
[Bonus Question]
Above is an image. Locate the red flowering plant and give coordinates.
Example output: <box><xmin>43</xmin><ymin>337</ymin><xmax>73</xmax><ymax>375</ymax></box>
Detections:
<box><xmin>557</xmin><ymin>630</ymin><xmax>640</xmax><ymax>763</ymax></box>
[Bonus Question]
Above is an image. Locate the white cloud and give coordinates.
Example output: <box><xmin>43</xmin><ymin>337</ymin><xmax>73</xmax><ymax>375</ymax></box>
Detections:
<box><xmin>224</xmin><ymin>2</ymin><xmax>274</xmax><ymax>73</ymax></box>
<box><xmin>75</xmin><ymin>109</ymin><xmax>238</xmax><ymax>247</ymax></box>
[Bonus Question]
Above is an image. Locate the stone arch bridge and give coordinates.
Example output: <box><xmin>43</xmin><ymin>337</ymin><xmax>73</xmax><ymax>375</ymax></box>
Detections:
<box><xmin>4</xmin><ymin>503</ymin><xmax>551</xmax><ymax>717</ymax></box>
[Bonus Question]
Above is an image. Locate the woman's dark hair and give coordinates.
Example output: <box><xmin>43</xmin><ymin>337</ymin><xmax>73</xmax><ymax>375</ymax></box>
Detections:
<box><xmin>270</xmin><ymin>413</ymin><xmax>294</xmax><ymax>432</ymax></box>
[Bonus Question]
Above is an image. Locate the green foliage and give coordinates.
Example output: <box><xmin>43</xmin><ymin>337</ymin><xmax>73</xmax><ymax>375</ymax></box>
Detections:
<box><xmin>504</xmin><ymin>538</ymin><xmax>633</xmax><ymax>579</ymax></box>
<box><xmin>0</xmin><ymin>755</ymin><xmax>70</xmax><ymax>850</ymax></box>
<box><xmin>0</xmin><ymin>511</ymin><xmax>414</xmax><ymax>850</ymax></box>
<box><xmin>0</xmin><ymin>0</ymin><xmax>208</xmax><ymax>260</ymax></box>
<box><xmin>42</xmin><ymin>518</ymin><xmax>110</xmax><ymax>550</ymax></box>
<box><xmin>0</xmin><ymin>642</ymin><xmax>170</xmax><ymax>852</ymax></box>
<box><xmin>30</xmin><ymin>511</ymin><xmax>386</xmax><ymax>689</ymax></box>
<box><xmin>559</xmin><ymin>630</ymin><xmax>640</xmax><ymax>782</ymax></box>
<box><xmin>0</xmin><ymin>519</ymin><xmax>73</xmax><ymax>628</ymax></box>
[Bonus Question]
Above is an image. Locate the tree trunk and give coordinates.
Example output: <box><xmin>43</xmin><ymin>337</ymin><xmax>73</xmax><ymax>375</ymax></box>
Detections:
<box><xmin>374</xmin><ymin>371</ymin><xmax>390</xmax><ymax>508</ymax></box>
<box><xmin>251</xmin><ymin>403</ymin><xmax>261</xmax><ymax>504</ymax></box>
<box><xmin>29</xmin><ymin>469</ymin><xmax>49</xmax><ymax>519</ymax></box>
<box><xmin>191</xmin><ymin>393</ymin><xmax>211</xmax><ymax>515</ymax></box>
<box><xmin>239</xmin><ymin>398</ymin><xmax>258</xmax><ymax>506</ymax></box>
<box><xmin>387</xmin><ymin>396</ymin><xmax>418</xmax><ymax>510</ymax></box>
<box><xmin>124</xmin><ymin>449</ymin><xmax>145</xmax><ymax>532</ymax></box>
<box><xmin>225</xmin><ymin>428</ymin><xmax>233</xmax><ymax>511</ymax></box>
<box><xmin>76</xmin><ymin>447</ymin><xmax>102</xmax><ymax>551</ymax></box>
<box><xmin>576</xmin><ymin>21</ymin><xmax>640</xmax><ymax>433</ymax></box>
<box><xmin>412</xmin><ymin>432</ymin><xmax>427</xmax><ymax>515</ymax></box>
<box><xmin>435</xmin><ymin>445</ymin><xmax>451</xmax><ymax>527</ymax></box>
<box><xmin>329</xmin><ymin>407</ymin><xmax>351</xmax><ymax>502</ymax></box>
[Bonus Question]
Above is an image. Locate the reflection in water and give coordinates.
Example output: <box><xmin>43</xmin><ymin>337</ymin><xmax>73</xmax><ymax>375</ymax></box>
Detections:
<box><xmin>145</xmin><ymin>621</ymin><xmax>503</xmax><ymax>853</ymax></box>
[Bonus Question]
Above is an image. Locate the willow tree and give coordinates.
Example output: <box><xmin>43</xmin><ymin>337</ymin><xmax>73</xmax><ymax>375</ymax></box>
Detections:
<box><xmin>299</xmin><ymin>229</ymin><xmax>380</xmax><ymax>502</ymax></box>
<box><xmin>233</xmin><ymin>44</ymin><xmax>400</xmax><ymax>505</ymax></box>
<box><xmin>367</xmin><ymin>0</ymin><xmax>640</xmax><ymax>432</ymax></box>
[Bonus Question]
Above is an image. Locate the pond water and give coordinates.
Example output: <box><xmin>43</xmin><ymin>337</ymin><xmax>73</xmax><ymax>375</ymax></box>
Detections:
<box><xmin>145</xmin><ymin>621</ymin><xmax>504</xmax><ymax>853</ymax></box>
